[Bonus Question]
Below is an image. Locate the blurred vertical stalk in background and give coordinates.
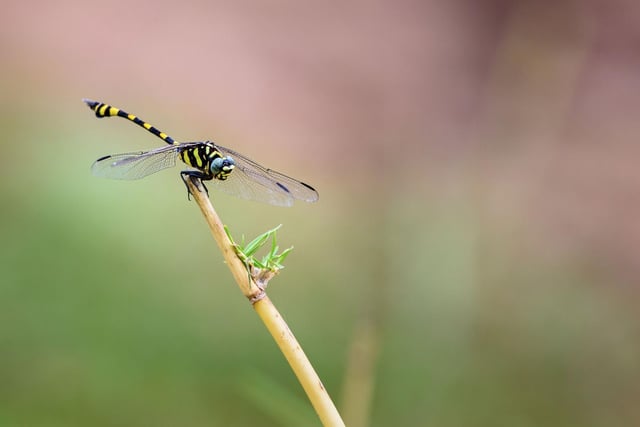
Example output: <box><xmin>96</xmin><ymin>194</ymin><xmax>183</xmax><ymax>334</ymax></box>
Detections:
<box><xmin>338</xmin><ymin>121</ymin><xmax>393</xmax><ymax>426</ymax></box>
<box><xmin>340</xmin><ymin>213</ymin><xmax>387</xmax><ymax>427</ymax></box>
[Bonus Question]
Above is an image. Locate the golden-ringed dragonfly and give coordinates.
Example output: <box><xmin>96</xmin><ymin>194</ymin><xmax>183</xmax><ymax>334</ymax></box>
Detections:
<box><xmin>84</xmin><ymin>99</ymin><xmax>319</xmax><ymax>207</ymax></box>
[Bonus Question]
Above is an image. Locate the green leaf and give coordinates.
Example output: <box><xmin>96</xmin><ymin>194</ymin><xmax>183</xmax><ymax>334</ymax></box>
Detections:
<box><xmin>224</xmin><ymin>224</ymin><xmax>293</xmax><ymax>274</ymax></box>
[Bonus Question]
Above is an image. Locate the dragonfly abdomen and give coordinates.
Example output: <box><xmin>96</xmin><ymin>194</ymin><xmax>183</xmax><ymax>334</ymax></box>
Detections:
<box><xmin>83</xmin><ymin>99</ymin><xmax>176</xmax><ymax>145</ymax></box>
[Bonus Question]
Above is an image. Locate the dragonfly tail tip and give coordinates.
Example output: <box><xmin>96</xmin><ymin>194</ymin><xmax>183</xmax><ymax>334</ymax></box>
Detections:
<box><xmin>82</xmin><ymin>98</ymin><xmax>100</xmax><ymax>109</ymax></box>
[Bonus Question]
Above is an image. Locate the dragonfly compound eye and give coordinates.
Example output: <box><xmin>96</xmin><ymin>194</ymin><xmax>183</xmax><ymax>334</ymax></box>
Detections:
<box><xmin>211</xmin><ymin>156</ymin><xmax>235</xmax><ymax>179</ymax></box>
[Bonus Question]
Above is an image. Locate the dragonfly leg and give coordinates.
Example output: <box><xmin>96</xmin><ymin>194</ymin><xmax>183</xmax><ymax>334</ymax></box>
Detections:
<box><xmin>180</xmin><ymin>171</ymin><xmax>210</xmax><ymax>200</ymax></box>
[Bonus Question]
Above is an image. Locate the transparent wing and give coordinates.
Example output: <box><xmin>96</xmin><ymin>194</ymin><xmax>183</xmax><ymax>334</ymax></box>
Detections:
<box><xmin>91</xmin><ymin>145</ymin><xmax>181</xmax><ymax>180</ymax></box>
<box><xmin>211</xmin><ymin>145</ymin><xmax>319</xmax><ymax>206</ymax></box>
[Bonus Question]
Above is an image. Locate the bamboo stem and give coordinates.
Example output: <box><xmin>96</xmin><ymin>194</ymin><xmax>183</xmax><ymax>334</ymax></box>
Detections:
<box><xmin>185</xmin><ymin>178</ymin><xmax>345</xmax><ymax>427</ymax></box>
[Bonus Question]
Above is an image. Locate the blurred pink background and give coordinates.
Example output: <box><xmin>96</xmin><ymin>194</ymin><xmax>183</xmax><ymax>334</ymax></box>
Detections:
<box><xmin>5</xmin><ymin>1</ymin><xmax>640</xmax><ymax>274</ymax></box>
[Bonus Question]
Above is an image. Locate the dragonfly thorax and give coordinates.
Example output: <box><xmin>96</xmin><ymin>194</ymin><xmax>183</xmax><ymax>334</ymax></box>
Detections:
<box><xmin>178</xmin><ymin>142</ymin><xmax>235</xmax><ymax>181</ymax></box>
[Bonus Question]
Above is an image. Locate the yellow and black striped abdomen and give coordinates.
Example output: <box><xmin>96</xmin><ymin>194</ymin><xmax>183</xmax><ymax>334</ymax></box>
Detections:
<box><xmin>83</xmin><ymin>99</ymin><xmax>176</xmax><ymax>145</ymax></box>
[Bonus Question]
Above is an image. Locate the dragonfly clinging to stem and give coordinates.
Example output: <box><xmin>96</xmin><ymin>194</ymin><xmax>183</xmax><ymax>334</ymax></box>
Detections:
<box><xmin>84</xmin><ymin>99</ymin><xmax>319</xmax><ymax>207</ymax></box>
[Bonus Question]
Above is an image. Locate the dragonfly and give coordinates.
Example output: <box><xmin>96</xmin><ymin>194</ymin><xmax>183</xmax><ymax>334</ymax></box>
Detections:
<box><xmin>84</xmin><ymin>99</ymin><xmax>319</xmax><ymax>207</ymax></box>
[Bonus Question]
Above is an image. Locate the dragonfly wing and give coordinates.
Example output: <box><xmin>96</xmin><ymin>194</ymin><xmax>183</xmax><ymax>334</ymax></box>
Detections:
<box><xmin>215</xmin><ymin>145</ymin><xmax>319</xmax><ymax>206</ymax></box>
<box><xmin>207</xmin><ymin>168</ymin><xmax>295</xmax><ymax>206</ymax></box>
<box><xmin>91</xmin><ymin>145</ymin><xmax>180</xmax><ymax>180</ymax></box>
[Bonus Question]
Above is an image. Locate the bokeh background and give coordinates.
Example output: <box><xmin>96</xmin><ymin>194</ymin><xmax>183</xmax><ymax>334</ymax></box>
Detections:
<box><xmin>2</xmin><ymin>1</ymin><xmax>640</xmax><ymax>426</ymax></box>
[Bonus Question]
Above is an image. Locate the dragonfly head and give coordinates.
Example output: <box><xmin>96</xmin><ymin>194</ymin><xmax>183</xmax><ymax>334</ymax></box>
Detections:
<box><xmin>211</xmin><ymin>156</ymin><xmax>235</xmax><ymax>180</ymax></box>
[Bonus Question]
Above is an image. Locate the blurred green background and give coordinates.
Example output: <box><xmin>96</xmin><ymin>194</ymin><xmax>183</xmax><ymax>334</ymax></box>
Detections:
<box><xmin>2</xmin><ymin>1</ymin><xmax>640</xmax><ymax>426</ymax></box>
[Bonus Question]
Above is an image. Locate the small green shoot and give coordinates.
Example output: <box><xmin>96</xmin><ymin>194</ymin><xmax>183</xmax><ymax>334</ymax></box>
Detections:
<box><xmin>225</xmin><ymin>224</ymin><xmax>293</xmax><ymax>273</ymax></box>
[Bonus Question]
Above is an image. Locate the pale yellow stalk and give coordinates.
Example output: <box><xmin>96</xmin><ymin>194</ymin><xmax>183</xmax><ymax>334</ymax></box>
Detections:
<box><xmin>185</xmin><ymin>178</ymin><xmax>345</xmax><ymax>427</ymax></box>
